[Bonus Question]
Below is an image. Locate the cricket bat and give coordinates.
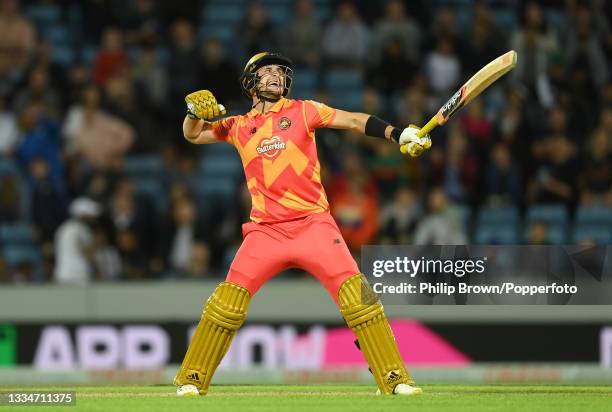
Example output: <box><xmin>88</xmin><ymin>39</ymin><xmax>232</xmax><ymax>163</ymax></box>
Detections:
<box><xmin>400</xmin><ymin>50</ymin><xmax>517</xmax><ymax>154</ymax></box>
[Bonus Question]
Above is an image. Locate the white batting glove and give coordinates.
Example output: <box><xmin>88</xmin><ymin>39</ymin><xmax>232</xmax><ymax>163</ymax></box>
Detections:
<box><xmin>399</xmin><ymin>126</ymin><xmax>432</xmax><ymax>157</ymax></box>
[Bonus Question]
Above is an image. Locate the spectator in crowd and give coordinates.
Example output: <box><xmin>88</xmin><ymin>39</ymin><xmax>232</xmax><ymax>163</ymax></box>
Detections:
<box><xmin>578</xmin><ymin>128</ymin><xmax>611</xmax><ymax>205</ymax></box>
<box><xmin>459</xmin><ymin>99</ymin><xmax>493</xmax><ymax>160</ymax></box>
<box><xmin>183</xmin><ymin>241</ymin><xmax>211</xmax><ymax>278</ymax></box>
<box><xmin>331</xmin><ymin>173</ymin><xmax>379</xmax><ymax>253</ymax></box>
<box><xmin>510</xmin><ymin>2</ymin><xmax>558</xmax><ymax>107</ymax></box>
<box><xmin>105</xmin><ymin>178</ymin><xmax>153</xmax><ymax>279</ymax></box>
<box><xmin>158</xmin><ymin>197</ymin><xmax>207</xmax><ymax>275</ymax></box>
<box><xmin>462</xmin><ymin>1</ymin><xmax>505</xmax><ymax>75</ymax></box>
<box><xmin>0</xmin><ymin>254</ymin><xmax>8</xmax><ymax>282</ymax></box>
<box><xmin>197</xmin><ymin>38</ymin><xmax>240</xmax><ymax>107</ymax></box>
<box><xmin>427</xmin><ymin>7</ymin><xmax>459</xmax><ymax>49</ymax></box>
<box><xmin>167</xmin><ymin>19</ymin><xmax>199</xmax><ymax>107</ymax></box>
<box><xmin>485</xmin><ymin>143</ymin><xmax>522</xmax><ymax>206</ymax></box>
<box><xmin>132</xmin><ymin>47</ymin><xmax>167</xmax><ymax>110</ymax></box>
<box><xmin>394</xmin><ymin>82</ymin><xmax>428</xmax><ymax>129</ymax></box>
<box><xmin>379</xmin><ymin>186</ymin><xmax>423</xmax><ymax>244</ymax></box>
<box><xmin>12</xmin><ymin>66</ymin><xmax>61</xmax><ymax>117</ymax></box>
<box><xmin>372</xmin><ymin>0</ymin><xmax>421</xmax><ymax>65</ymax></box>
<box><xmin>0</xmin><ymin>172</ymin><xmax>20</xmax><ymax>222</ymax></box>
<box><xmin>104</xmin><ymin>71</ymin><xmax>159</xmax><ymax>152</ymax></box>
<box><xmin>62</xmin><ymin>85</ymin><xmax>134</xmax><ymax>172</ymax></box>
<box><xmin>54</xmin><ymin>197</ymin><xmax>101</xmax><ymax>283</ymax></box>
<box><xmin>322</xmin><ymin>1</ymin><xmax>370</xmax><ymax>68</ymax></box>
<box><xmin>368</xmin><ymin>36</ymin><xmax>415</xmax><ymax>96</ymax></box>
<box><xmin>526</xmin><ymin>221</ymin><xmax>551</xmax><ymax>245</ymax></box>
<box><xmin>368</xmin><ymin>140</ymin><xmax>410</xmax><ymax>201</ymax></box>
<box><xmin>16</xmin><ymin>100</ymin><xmax>64</xmax><ymax>193</ymax></box>
<box><xmin>0</xmin><ymin>0</ymin><xmax>36</xmax><ymax>80</ymax></box>
<box><xmin>28</xmin><ymin>157</ymin><xmax>67</xmax><ymax>243</ymax></box>
<box><xmin>443</xmin><ymin>127</ymin><xmax>478</xmax><ymax>204</ymax></box>
<box><xmin>26</xmin><ymin>40</ymin><xmax>67</xmax><ymax>107</ymax></box>
<box><xmin>92</xmin><ymin>229</ymin><xmax>121</xmax><ymax>280</ymax></box>
<box><xmin>238</xmin><ymin>3</ymin><xmax>277</xmax><ymax>58</ymax></box>
<box><xmin>121</xmin><ymin>0</ymin><xmax>160</xmax><ymax>47</ymax></box>
<box><xmin>93</xmin><ymin>27</ymin><xmax>128</xmax><ymax>86</ymax></box>
<box><xmin>0</xmin><ymin>95</ymin><xmax>20</xmax><ymax>155</ymax></box>
<box><xmin>565</xmin><ymin>4</ymin><xmax>608</xmax><ymax>90</ymax></box>
<box><xmin>529</xmin><ymin>133</ymin><xmax>577</xmax><ymax>208</ymax></box>
<box><xmin>329</xmin><ymin>150</ymin><xmax>377</xmax><ymax>201</ymax></box>
<box><xmin>414</xmin><ymin>187</ymin><xmax>467</xmax><ymax>245</ymax></box>
<box><xmin>425</xmin><ymin>36</ymin><xmax>461</xmax><ymax>100</ymax></box>
<box><xmin>280</xmin><ymin>0</ymin><xmax>321</xmax><ymax>68</ymax></box>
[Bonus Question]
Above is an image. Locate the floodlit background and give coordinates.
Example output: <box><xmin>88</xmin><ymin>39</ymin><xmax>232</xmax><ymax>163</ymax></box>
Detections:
<box><xmin>0</xmin><ymin>0</ymin><xmax>610</xmax><ymax>386</ymax></box>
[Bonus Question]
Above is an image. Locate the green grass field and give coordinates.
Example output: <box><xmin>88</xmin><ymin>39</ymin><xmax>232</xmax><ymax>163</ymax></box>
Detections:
<box><xmin>2</xmin><ymin>385</ymin><xmax>611</xmax><ymax>411</ymax></box>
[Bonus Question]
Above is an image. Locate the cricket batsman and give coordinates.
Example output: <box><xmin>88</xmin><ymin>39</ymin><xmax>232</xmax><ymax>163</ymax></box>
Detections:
<box><xmin>174</xmin><ymin>52</ymin><xmax>431</xmax><ymax>396</ymax></box>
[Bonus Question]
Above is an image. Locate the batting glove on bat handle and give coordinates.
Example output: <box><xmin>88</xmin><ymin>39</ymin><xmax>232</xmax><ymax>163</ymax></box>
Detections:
<box><xmin>185</xmin><ymin>90</ymin><xmax>227</xmax><ymax>120</ymax></box>
<box><xmin>399</xmin><ymin>125</ymin><xmax>432</xmax><ymax>157</ymax></box>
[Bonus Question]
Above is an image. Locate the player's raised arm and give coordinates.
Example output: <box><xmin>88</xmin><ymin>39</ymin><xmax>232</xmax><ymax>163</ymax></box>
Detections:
<box><xmin>327</xmin><ymin>108</ymin><xmax>432</xmax><ymax>158</ymax></box>
<box><xmin>182</xmin><ymin>90</ymin><xmax>228</xmax><ymax>144</ymax></box>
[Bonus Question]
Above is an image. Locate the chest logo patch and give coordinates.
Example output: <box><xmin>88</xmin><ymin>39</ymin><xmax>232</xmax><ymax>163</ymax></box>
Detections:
<box><xmin>278</xmin><ymin>117</ymin><xmax>291</xmax><ymax>130</ymax></box>
<box><xmin>257</xmin><ymin>136</ymin><xmax>286</xmax><ymax>159</ymax></box>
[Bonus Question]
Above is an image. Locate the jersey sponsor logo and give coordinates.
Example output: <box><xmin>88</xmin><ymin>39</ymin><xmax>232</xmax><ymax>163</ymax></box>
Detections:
<box><xmin>256</xmin><ymin>136</ymin><xmax>286</xmax><ymax>158</ymax></box>
<box><xmin>278</xmin><ymin>117</ymin><xmax>292</xmax><ymax>130</ymax></box>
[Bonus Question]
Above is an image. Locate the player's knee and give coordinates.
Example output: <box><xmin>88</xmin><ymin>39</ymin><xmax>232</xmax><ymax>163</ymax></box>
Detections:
<box><xmin>203</xmin><ymin>281</ymin><xmax>251</xmax><ymax>331</ymax></box>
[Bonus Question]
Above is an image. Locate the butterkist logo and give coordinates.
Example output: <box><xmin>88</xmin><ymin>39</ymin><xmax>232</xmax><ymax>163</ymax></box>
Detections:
<box><xmin>257</xmin><ymin>136</ymin><xmax>286</xmax><ymax>158</ymax></box>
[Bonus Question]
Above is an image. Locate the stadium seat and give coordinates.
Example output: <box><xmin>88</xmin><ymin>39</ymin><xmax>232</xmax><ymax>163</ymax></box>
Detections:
<box><xmin>52</xmin><ymin>45</ymin><xmax>75</xmax><ymax>66</ymax></box>
<box><xmin>263</xmin><ymin>7</ymin><xmax>291</xmax><ymax>25</ymax></box>
<box><xmin>203</xmin><ymin>4</ymin><xmax>245</xmax><ymax>25</ymax></box>
<box><xmin>0</xmin><ymin>223</ymin><xmax>36</xmax><ymax>246</ymax></box>
<box><xmin>329</xmin><ymin>91</ymin><xmax>363</xmax><ymax>112</ymax></box>
<box><xmin>3</xmin><ymin>245</ymin><xmax>42</xmax><ymax>268</ymax></box>
<box><xmin>572</xmin><ymin>225</ymin><xmax>612</xmax><ymax>245</ymax></box>
<box><xmin>475</xmin><ymin>223</ymin><xmax>519</xmax><ymax>244</ymax></box>
<box><xmin>40</xmin><ymin>25</ymin><xmax>70</xmax><ymax>44</ymax></box>
<box><xmin>133</xmin><ymin>178</ymin><xmax>168</xmax><ymax>215</ymax></box>
<box><xmin>292</xmin><ymin>69</ymin><xmax>318</xmax><ymax>91</ymax></box>
<box><xmin>191</xmin><ymin>176</ymin><xmax>237</xmax><ymax>212</ymax></box>
<box><xmin>124</xmin><ymin>155</ymin><xmax>165</xmax><ymax>178</ymax></box>
<box><xmin>24</xmin><ymin>4</ymin><xmax>61</xmax><ymax>25</ymax></box>
<box><xmin>455</xmin><ymin>204</ymin><xmax>472</xmax><ymax>228</ymax></box>
<box><xmin>324</xmin><ymin>70</ymin><xmax>363</xmax><ymax>90</ymax></box>
<box><xmin>491</xmin><ymin>9</ymin><xmax>517</xmax><ymax>28</ymax></box>
<box><xmin>0</xmin><ymin>159</ymin><xmax>19</xmax><ymax>176</ymax></box>
<box><xmin>477</xmin><ymin>206</ymin><xmax>519</xmax><ymax>225</ymax></box>
<box><xmin>575</xmin><ymin>206</ymin><xmax>612</xmax><ymax>225</ymax></box>
<box><xmin>198</xmin><ymin>25</ymin><xmax>236</xmax><ymax>44</ymax></box>
<box><xmin>526</xmin><ymin>204</ymin><xmax>568</xmax><ymax>225</ymax></box>
<box><xmin>199</xmin><ymin>155</ymin><xmax>243</xmax><ymax>180</ymax></box>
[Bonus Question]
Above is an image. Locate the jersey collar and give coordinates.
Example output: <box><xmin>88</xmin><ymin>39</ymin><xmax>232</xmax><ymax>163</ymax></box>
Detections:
<box><xmin>246</xmin><ymin>97</ymin><xmax>288</xmax><ymax>118</ymax></box>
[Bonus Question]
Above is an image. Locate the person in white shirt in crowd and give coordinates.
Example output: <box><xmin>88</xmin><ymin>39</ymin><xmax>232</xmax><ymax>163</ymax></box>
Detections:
<box><xmin>53</xmin><ymin>197</ymin><xmax>101</xmax><ymax>283</ymax></box>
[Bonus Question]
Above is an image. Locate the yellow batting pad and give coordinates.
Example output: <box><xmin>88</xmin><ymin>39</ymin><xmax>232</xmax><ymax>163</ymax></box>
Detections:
<box><xmin>174</xmin><ymin>282</ymin><xmax>250</xmax><ymax>394</ymax></box>
<box><xmin>338</xmin><ymin>274</ymin><xmax>414</xmax><ymax>394</ymax></box>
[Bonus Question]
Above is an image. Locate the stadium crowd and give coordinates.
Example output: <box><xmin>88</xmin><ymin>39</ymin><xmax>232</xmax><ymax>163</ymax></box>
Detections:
<box><xmin>0</xmin><ymin>0</ymin><xmax>610</xmax><ymax>282</ymax></box>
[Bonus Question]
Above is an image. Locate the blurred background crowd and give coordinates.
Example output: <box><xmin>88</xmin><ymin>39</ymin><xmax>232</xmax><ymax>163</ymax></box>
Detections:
<box><xmin>0</xmin><ymin>0</ymin><xmax>610</xmax><ymax>283</ymax></box>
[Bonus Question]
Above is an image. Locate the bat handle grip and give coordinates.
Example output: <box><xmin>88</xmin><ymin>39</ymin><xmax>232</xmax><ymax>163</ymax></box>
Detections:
<box><xmin>400</xmin><ymin>117</ymin><xmax>439</xmax><ymax>154</ymax></box>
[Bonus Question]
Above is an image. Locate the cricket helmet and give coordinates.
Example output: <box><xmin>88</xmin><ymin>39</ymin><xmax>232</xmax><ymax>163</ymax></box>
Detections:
<box><xmin>239</xmin><ymin>52</ymin><xmax>294</xmax><ymax>100</ymax></box>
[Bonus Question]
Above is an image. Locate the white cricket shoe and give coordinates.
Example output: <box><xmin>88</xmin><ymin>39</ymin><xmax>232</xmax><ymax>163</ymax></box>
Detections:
<box><xmin>176</xmin><ymin>384</ymin><xmax>199</xmax><ymax>397</ymax></box>
<box><xmin>376</xmin><ymin>384</ymin><xmax>423</xmax><ymax>396</ymax></box>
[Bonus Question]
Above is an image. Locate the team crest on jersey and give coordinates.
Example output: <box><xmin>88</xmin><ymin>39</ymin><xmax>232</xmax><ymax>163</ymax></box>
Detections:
<box><xmin>278</xmin><ymin>117</ymin><xmax>291</xmax><ymax>130</ymax></box>
<box><xmin>257</xmin><ymin>135</ymin><xmax>286</xmax><ymax>159</ymax></box>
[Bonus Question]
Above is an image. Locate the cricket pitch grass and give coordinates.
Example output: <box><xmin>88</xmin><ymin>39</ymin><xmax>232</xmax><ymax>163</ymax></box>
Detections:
<box><xmin>2</xmin><ymin>384</ymin><xmax>611</xmax><ymax>411</ymax></box>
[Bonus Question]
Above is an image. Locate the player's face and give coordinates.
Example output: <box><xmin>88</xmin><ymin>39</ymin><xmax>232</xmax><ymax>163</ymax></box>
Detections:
<box><xmin>256</xmin><ymin>64</ymin><xmax>285</xmax><ymax>97</ymax></box>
